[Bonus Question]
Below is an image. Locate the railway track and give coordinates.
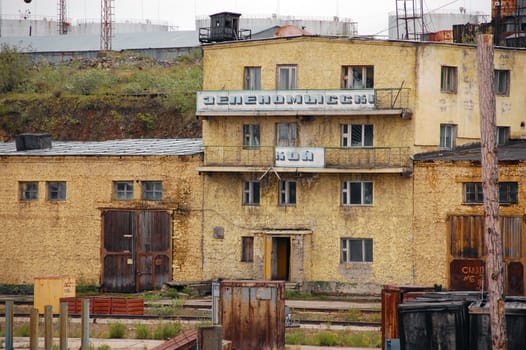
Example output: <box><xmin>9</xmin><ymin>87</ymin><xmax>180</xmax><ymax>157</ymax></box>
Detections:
<box><xmin>3</xmin><ymin>312</ymin><xmax>380</xmax><ymax>329</ymax></box>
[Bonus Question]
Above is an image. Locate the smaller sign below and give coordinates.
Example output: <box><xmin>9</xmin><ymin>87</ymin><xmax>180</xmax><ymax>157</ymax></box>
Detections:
<box><xmin>275</xmin><ymin>146</ymin><xmax>324</xmax><ymax>168</ymax></box>
<box><xmin>450</xmin><ymin>259</ymin><xmax>484</xmax><ymax>291</ymax></box>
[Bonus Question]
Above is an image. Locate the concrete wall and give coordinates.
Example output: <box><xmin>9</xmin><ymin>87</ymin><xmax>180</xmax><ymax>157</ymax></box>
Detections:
<box><xmin>0</xmin><ymin>154</ymin><xmax>203</xmax><ymax>286</ymax></box>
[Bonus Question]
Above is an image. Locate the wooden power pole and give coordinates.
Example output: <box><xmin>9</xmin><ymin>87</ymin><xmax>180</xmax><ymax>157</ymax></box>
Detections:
<box><xmin>477</xmin><ymin>34</ymin><xmax>507</xmax><ymax>349</ymax></box>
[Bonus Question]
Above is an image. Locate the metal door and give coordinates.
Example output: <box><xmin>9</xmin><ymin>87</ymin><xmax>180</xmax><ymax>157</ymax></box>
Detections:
<box><xmin>102</xmin><ymin>210</ymin><xmax>171</xmax><ymax>292</ymax></box>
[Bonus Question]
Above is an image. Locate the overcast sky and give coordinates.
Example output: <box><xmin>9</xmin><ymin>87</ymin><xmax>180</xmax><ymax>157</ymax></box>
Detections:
<box><xmin>2</xmin><ymin>0</ymin><xmax>491</xmax><ymax>35</ymax></box>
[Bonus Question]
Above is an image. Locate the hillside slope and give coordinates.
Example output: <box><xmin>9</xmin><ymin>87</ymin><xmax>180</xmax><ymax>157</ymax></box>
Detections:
<box><xmin>0</xmin><ymin>48</ymin><xmax>202</xmax><ymax>141</ymax></box>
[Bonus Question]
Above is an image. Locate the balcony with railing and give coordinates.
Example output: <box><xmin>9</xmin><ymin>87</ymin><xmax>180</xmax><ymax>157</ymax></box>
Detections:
<box><xmin>196</xmin><ymin>88</ymin><xmax>411</xmax><ymax>117</ymax></box>
<box><xmin>200</xmin><ymin>145</ymin><xmax>412</xmax><ymax>174</ymax></box>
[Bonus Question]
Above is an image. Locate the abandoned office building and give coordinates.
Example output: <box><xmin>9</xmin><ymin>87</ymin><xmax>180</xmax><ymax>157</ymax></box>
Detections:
<box><xmin>196</xmin><ymin>35</ymin><xmax>526</xmax><ymax>294</ymax></box>
<box><xmin>1</xmin><ymin>35</ymin><xmax>526</xmax><ymax>294</ymax></box>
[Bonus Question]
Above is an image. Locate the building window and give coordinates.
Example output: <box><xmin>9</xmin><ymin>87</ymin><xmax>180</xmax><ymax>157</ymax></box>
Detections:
<box><xmin>243</xmin><ymin>181</ymin><xmax>260</xmax><ymax>205</ymax></box>
<box><xmin>277</xmin><ymin>65</ymin><xmax>297</xmax><ymax>90</ymax></box>
<box><xmin>244</xmin><ymin>66</ymin><xmax>261</xmax><ymax>90</ymax></box>
<box><xmin>463</xmin><ymin>182</ymin><xmax>519</xmax><ymax>204</ymax></box>
<box><xmin>276</xmin><ymin>123</ymin><xmax>297</xmax><ymax>146</ymax></box>
<box><xmin>440</xmin><ymin>124</ymin><xmax>457</xmax><ymax>150</ymax></box>
<box><xmin>342</xmin><ymin>66</ymin><xmax>374</xmax><ymax>89</ymax></box>
<box><xmin>464</xmin><ymin>182</ymin><xmax>483</xmax><ymax>204</ymax></box>
<box><xmin>279</xmin><ymin>180</ymin><xmax>296</xmax><ymax>206</ymax></box>
<box><xmin>114</xmin><ymin>181</ymin><xmax>133</xmax><ymax>200</ymax></box>
<box><xmin>142</xmin><ymin>181</ymin><xmax>163</xmax><ymax>201</ymax></box>
<box><xmin>499</xmin><ymin>182</ymin><xmax>518</xmax><ymax>204</ymax></box>
<box><xmin>241</xmin><ymin>236</ymin><xmax>254</xmax><ymax>262</ymax></box>
<box><xmin>243</xmin><ymin>124</ymin><xmax>260</xmax><ymax>149</ymax></box>
<box><xmin>341</xmin><ymin>124</ymin><xmax>373</xmax><ymax>147</ymax></box>
<box><xmin>20</xmin><ymin>182</ymin><xmax>38</xmax><ymax>201</ymax></box>
<box><xmin>440</xmin><ymin>66</ymin><xmax>457</xmax><ymax>93</ymax></box>
<box><xmin>341</xmin><ymin>238</ymin><xmax>373</xmax><ymax>262</ymax></box>
<box><xmin>342</xmin><ymin>181</ymin><xmax>373</xmax><ymax>206</ymax></box>
<box><xmin>497</xmin><ymin>126</ymin><xmax>510</xmax><ymax>145</ymax></box>
<box><xmin>47</xmin><ymin>181</ymin><xmax>66</xmax><ymax>201</ymax></box>
<box><xmin>494</xmin><ymin>70</ymin><xmax>510</xmax><ymax>96</ymax></box>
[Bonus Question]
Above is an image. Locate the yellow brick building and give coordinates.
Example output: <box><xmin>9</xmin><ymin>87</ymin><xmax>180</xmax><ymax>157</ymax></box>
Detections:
<box><xmin>0</xmin><ymin>137</ymin><xmax>203</xmax><ymax>291</ymax></box>
<box><xmin>413</xmin><ymin>143</ymin><xmax>526</xmax><ymax>295</ymax></box>
<box><xmin>197</xmin><ymin>36</ymin><xmax>526</xmax><ymax>293</ymax></box>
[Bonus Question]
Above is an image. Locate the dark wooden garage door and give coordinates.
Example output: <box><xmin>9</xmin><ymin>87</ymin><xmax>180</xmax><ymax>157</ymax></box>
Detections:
<box><xmin>102</xmin><ymin>210</ymin><xmax>171</xmax><ymax>292</ymax></box>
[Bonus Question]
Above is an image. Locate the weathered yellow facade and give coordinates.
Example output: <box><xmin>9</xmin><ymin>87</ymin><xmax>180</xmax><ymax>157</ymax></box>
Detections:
<box><xmin>0</xmin><ymin>142</ymin><xmax>203</xmax><ymax>289</ymax></box>
<box><xmin>413</xmin><ymin>152</ymin><xmax>526</xmax><ymax>293</ymax></box>
<box><xmin>197</xmin><ymin>36</ymin><xmax>526</xmax><ymax>293</ymax></box>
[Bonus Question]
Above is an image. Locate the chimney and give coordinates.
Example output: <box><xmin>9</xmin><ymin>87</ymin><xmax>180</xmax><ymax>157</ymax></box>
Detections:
<box><xmin>15</xmin><ymin>133</ymin><xmax>52</xmax><ymax>151</ymax></box>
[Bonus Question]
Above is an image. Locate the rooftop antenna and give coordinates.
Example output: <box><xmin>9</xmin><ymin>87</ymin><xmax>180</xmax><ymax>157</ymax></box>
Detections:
<box><xmin>395</xmin><ymin>0</ymin><xmax>425</xmax><ymax>40</ymax></box>
<box><xmin>100</xmin><ymin>0</ymin><xmax>114</xmax><ymax>51</ymax></box>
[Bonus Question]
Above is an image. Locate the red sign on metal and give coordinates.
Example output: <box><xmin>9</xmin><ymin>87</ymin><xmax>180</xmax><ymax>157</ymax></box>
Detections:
<box><xmin>450</xmin><ymin>259</ymin><xmax>484</xmax><ymax>291</ymax></box>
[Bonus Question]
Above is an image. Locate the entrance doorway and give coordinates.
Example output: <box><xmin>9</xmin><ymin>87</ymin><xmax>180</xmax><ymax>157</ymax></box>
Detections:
<box><xmin>271</xmin><ymin>237</ymin><xmax>290</xmax><ymax>281</ymax></box>
<box><xmin>101</xmin><ymin>210</ymin><xmax>171</xmax><ymax>292</ymax></box>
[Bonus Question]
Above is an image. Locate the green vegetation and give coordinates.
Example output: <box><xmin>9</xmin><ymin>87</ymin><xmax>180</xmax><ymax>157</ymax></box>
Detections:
<box><xmin>0</xmin><ymin>46</ymin><xmax>203</xmax><ymax>141</ymax></box>
<box><xmin>108</xmin><ymin>322</ymin><xmax>127</xmax><ymax>339</ymax></box>
<box><xmin>152</xmin><ymin>321</ymin><xmax>183</xmax><ymax>340</ymax></box>
<box><xmin>286</xmin><ymin>329</ymin><xmax>382</xmax><ymax>347</ymax></box>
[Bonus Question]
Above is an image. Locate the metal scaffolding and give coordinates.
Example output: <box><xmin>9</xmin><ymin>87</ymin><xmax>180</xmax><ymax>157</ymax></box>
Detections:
<box><xmin>395</xmin><ymin>0</ymin><xmax>425</xmax><ymax>40</ymax></box>
<box><xmin>100</xmin><ymin>0</ymin><xmax>114</xmax><ymax>51</ymax></box>
<box><xmin>57</xmin><ymin>0</ymin><xmax>67</xmax><ymax>35</ymax></box>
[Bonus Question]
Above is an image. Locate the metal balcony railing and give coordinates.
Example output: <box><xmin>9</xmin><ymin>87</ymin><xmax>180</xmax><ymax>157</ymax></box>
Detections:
<box><xmin>203</xmin><ymin>146</ymin><xmax>412</xmax><ymax>169</ymax></box>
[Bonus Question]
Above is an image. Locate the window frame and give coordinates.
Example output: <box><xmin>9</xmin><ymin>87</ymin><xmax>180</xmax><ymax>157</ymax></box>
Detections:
<box><xmin>276</xmin><ymin>122</ymin><xmax>297</xmax><ymax>146</ymax></box>
<box><xmin>463</xmin><ymin>182</ymin><xmax>484</xmax><ymax>204</ymax></box>
<box><xmin>341</xmin><ymin>181</ymin><xmax>373</xmax><ymax>206</ymax></box>
<box><xmin>114</xmin><ymin>181</ymin><xmax>134</xmax><ymax>201</ymax></box>
<box><xmin>341</xmin><ymin>124</ymin><xmax>374</xmax><ymax>147</ymax></box>
<box><xmin>279</xmin><ymin>180</ymin><xmax>297</xmax><ymax>206</ymax></box>
<box><xmin>440</xmin><ymin>123</ymin><xmax>457</xmax><ymax>150</ymax></box>
<box><xmin>463</xmin><ymin>182</ymin><xmax>519</xmax><ymax>205</ymax></box>
<box><xmin>341</xmin><ymin>238</ymin><xmax>373</xmax><ymax>263</ymax></box>
<box><xmin>440</xmin><ymin>65</ymin><xmax>458</xmax><ymax>93</ymax></box>
<box><xmin>142</xmin><ymin>181</ymin><xmax>163</xmax><ymax>201</ymax></box>
<box><xmin>497</xmin><ymin>126</ymin><xmax>510</xmax><ymax>146</ymax></box>
<box><xmin>499</xmin><ymin>182</ymin><xmax>518</xmax><ymax>204</ymax></box>
<box><xmin>20</xmin><ymin>181</ymin><xmax>38</xmax><ymax>201</ymax></box>
<box><xmin>494</xmin><ymin>69</ymin><xmax>510</xmax><ymax>96</ymax></box>
<box><xmin>243</xmin><ymin>180</ymin><xmax>260</xmax><ymax>206</ymax></box>
<box><xmin>241</xmin><ymin>236</ymin><xmax>254</xmax><ymax>262</ymax></box>
<box><xmin>244</xmin><ymin>66</ymin><xmax>261</xmax><ymax>90</ymax></box>
<box><xmin>243</xmin><ymin>124</ymin><xmax>260</xmax><ymax>149</ymax></box>
<box><xmin>341</xmin><ymin>65</ymin><xmax>374</xmax><ymax>89</ymax></box>
<box><xmin>47</xmin><ymin>181</ymin><xmax>67</xmax><ymax>201</ymax></box>
<box><xmin>277</xmin><ymin>64</ymin><xmax>297</xmax><ymax>90</ymax></box>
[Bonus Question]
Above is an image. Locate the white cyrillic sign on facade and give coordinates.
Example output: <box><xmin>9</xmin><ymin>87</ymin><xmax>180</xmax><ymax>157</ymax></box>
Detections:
<box><xmin>275</xmin><ymin>147</ymin><xmax>325</xmax><ymax>168</ymax></box>
<box><xmin>197</xmin><ymin>90</ymin><xmax>376</xmax><ymax>113</ymax></box>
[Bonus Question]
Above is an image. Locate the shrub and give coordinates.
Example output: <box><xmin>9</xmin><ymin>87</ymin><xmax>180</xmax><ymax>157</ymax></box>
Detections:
<box><xmin>14</xmin><ymin>324</ymin><xmax>30</xmax><ymax>337</ymax></box>
<box><xmin>135</xmin><ymin>324</ymin><xmax>150</xmax><ymax>339</ymax></box>
<box><xmin>315</xmin><ymin>331</ymin><xmax>338</xmax><ymax>346</ymax></box>
<box><xmin>108</xmin><ymin>322</ymin><xmax>126</xmax><ymax>339</ymax></box>
<box><xmin>0</xmin><ymin>44</ymin><xmax>29</xmax><ymax>93</ymax></box>
<box><xmin>97</xmin><ymin>345</ymin><xmax>111</xmax><ymax>350</ymax></box>
<box><xmin>152</xmin><ymin>321</ymin><xmax>182</xmax><ymax>340</ymax></box>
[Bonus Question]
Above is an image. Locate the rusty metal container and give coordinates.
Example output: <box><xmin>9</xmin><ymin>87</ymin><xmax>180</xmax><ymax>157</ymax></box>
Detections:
<box><xmin>219</xmin><ymin>280</ymin><xmax>285</xmax><ymax>350</ymax></box>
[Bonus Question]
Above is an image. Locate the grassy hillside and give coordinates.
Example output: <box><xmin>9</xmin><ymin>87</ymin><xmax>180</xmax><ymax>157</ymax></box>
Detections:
<box><xmin>0</xmin><ymin>45</ymin><xmax>203</xmax><ymax>141</ymax></box>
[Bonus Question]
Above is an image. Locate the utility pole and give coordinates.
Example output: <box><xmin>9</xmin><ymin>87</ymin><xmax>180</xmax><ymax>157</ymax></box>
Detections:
<box><xmin>477</xmin><ymin>33</ymin><xmax>507</xmax><ymax>350</ymax></box>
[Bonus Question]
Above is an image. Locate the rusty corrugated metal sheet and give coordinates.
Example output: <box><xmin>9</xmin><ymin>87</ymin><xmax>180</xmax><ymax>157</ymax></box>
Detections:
<box><xmin>151</xmin><ymin>329</ymin><xmax>197</xmax><ymax>350</ymax></box>
<box><xmin>220</xmin><ymin>280</ymin><xmax>285</xmax><ymax>350</ymax></box>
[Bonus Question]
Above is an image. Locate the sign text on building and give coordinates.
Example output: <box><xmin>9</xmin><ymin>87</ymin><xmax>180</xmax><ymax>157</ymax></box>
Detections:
<box><xmin>275</xmin><ymin>146</ymin><xmax>325</xmax><ymax>168</ymax></box>
<box><xmin>197</xmin><ymin>90</ymin><xmax>376</xmax><ymax>113</ymax></box>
